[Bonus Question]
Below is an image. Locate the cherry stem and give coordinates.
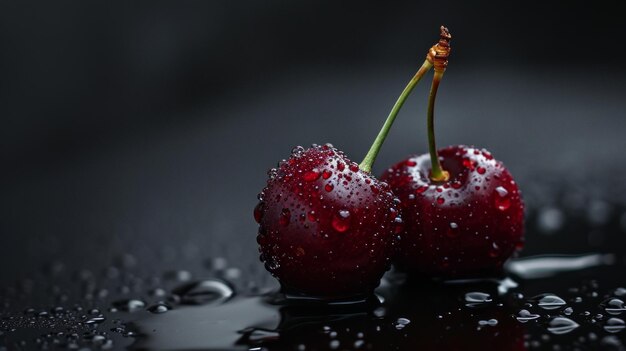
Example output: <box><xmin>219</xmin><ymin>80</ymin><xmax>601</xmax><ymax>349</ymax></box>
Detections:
<box><xmin>427</xmin><ymin>69</ymin><xmax>449</xmax><ymax>182</ymax></box>
<box><xmin>359</xmin><ymin>60</ymin><xmax>433</xmax><ymax>173</ymax></box>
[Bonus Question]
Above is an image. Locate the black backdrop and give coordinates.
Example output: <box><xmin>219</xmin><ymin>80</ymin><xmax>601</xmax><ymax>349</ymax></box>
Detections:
<box><xmin>1</xmin><ymin>0</ymin><xmax>625</xmax><ymax>299</ymax></box>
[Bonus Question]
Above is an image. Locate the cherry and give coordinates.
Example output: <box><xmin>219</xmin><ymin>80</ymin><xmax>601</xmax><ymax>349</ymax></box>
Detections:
<box><xmin>254</xmin><ymin>29</ymin><xmax>447</xmax><ymax>298</ymax></box>
<box><xmin>255</xmin><ymin>144</ymin><xmax>400</xmax><ymax>298</ymax></box>
<box><xmin>381</xmin><ymin>27</ymin><xmax>525</xmax><ymax>277</ymax></box>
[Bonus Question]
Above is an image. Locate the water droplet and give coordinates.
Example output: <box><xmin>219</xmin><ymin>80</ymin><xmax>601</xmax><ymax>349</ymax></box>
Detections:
<box><xmin>495</xmin><ymin>194</ymin><xmax>511</xmax><ymax>211</ymax></box>
<box><xmin>279</xmin><ymin>208</ymin><xmax>291</xmax><ymax>226</ymax></box>
<box><xmin>172</xmin><ymin>279</ymin><xmax>234</xmax><ymax>305</ymax></box>
<box><xmin>478</xmin><ymin>319</ymin><xmax>498</xmax><ymax>326</ymax></box>
<box><xmin>395</xmin><ymin>317</ymin><xmax>411</xmax><ymax>330</ymax></box>
<box><xmin>536</xmin><ymin>294</ymin><xmax>566</xmax><ymax>310</ymax></box>
<box><xmin>547</xmin><ymin>317</ymin><xmax>579</xmax><ymax>335</ymax></box>
<box><xmin>477</xmin><ymin>167</ymin><xmax>486</xmax><ymax>174</ymax></box>
<box><xmin>112</xmin><ymin>299</ymin><xmax>146</xmax><ymax>312</ymax></box>
<box><xmin>240</xmin><ymin>328</ymin><xmax>280</xmax><ymax>343</ymax></box>
<box><xmin>495</xmin><ymin>186</ymin><xmax>508</xmax><ymax>197</ymax></box>
<box><xmin>322</xmin><ymin>170</ymin><xmax>332</xmax><ymax>179</ymax></box>
<box><xmin>291</xmin><ymin>146</ymin><xmax>305</xmax><ymax>157</ymax></box>
<box><xmin>564</xmin><ymin>307</ymin><xmax>574</xmax><ymax>315</ymax></box>
<box><xmin>416</xmin><ymin>186</ymin><xmax>428</xmax><ymax>194</ymax></box>
<box><xmin>337</xmin><ymin>162</ymin><xmax>345</xmax><ymax>172</ymax></box>
<box><xmin>148</xmin><ymin>303</ymin><xmax>171</xmax><ymax>314</ymax></box>
<box><xmin>332</xmin><ymin>210</ymin><xmax>351</xmax><ymax>233</ymax></box>
<box><xmin>349</xmin><ymin>163</ymin><xmax>359</xmax><ymax>172</ymax></box>
<box><xmin>84</xmin><ymin>316</ymin><xmax>106</xmax><ymax>324</ymax></box>
<box><xmin>516</xmin><ymin>309</ymin><xmax>540</xmax><ymax>323</ymax></box>
<box><xmin>303</xmin><ymin>169</ymin><xmax>321</xmax><ymax>181</ymax></box>
<box><xmin>465</xmin><ymin>292</ymin><xmax>493</xmax><ymax>307</ymax></box>
<box><xmin>615</xmin><ymin>287</ymin><xmax>626</xmax><ymax>297</ymax></box>
<box><xmin>436</xmin><ymin>197</ymin><xmax>445</xmax><ymax>205</ymax></box>
<box><xmin>604</xmin><ymin>318</ymin><xmax>626</xmax><ymax>333</ymax></box>
<box><xmin>489</xmin><ymin>242</ymin><xmax>501</xmax><ymax>258</ymax></box>
<box><xmin>446</xmin><ymin>222</ymin><xmax>459</xmax><ymax>238</ymax></box>
<box><xmin>603</xmin><ymin>298</ymin><xmax>626</xmax><ymax>315</ymax></box>
<box><xmin>325</xmin><ymin>184</ymin><xmax>334</xmax><ymax>192</ymax></box>
<box><xmin>307</xmin><ymin>211</ymin><xmax>317</xmax><ymax>222</ymax></box>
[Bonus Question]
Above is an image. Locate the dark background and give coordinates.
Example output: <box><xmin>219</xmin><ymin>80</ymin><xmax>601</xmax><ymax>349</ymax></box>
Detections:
<box><xmin>1</xmin><ymin>0</ymin><xmax>625</xmax><ymax>306</ymax></box>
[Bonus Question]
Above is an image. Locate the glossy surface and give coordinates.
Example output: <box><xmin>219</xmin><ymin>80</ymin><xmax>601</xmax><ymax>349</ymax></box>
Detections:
<box><xmin>255</xmin><ymin>144</ymin><xmax>400</xmax><ymax>297</ymax></box>
<box><xmin>382</xmin><ymin>145</ymin><xmax>524</xmax><ymax>277</ymax></box>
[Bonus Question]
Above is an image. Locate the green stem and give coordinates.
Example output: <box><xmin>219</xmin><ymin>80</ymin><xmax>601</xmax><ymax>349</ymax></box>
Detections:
<box><xmin>427</xmin><ymin>69</ymin><xmax>449</xmax><ymax>182</ymax></box>
<box><xmin>359</xmin><ymin>60</ymin><xmax>434</xmax><ymax>173</ymax></box>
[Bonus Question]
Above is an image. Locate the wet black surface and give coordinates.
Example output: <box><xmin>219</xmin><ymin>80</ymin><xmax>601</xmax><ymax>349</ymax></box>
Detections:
<box><xmin>2</xmin><ymin>3</ymin><xmax>626</xmax><ymax>350</ymax></box>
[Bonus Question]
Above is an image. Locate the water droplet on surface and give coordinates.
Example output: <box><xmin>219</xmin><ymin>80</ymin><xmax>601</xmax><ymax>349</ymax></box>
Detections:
<box><xmin>112</xmin><ymin>299</ymin><xmax>146</xmax><ymax>312</ymax></box>
<box><xmin>173</xmin><ymin>279</ymin><xmax>234</xmax><ymax>305</ymax></box>
<box><xmin>495</xmin><ymin>186</ymin><xmax>508</xmax><ymax>197</ymax></box>
<box><xmin>564</xmin><ymin>307</ymin><xmax>574</xmax><ymax>315</ymax></box>
<box><xmin>477</xmin><ymin>167</ymin><xmax>486</xmax><ymax>174</ymax></box>
<box><xmin>516</xmin><ymin>309</ymin><xmax>540</xmax><ymax>323</ymax></box>
<box><xmin>322</xmin><ymin>170</ymin><xmax>332</xmax><ymax>179</ymax></box>
<box><xmin>547</xmin><ymin>317</ymin><xmax>579</xmax><ymax>335</ymax></box>
<box><xmin>279</xmin><ymin>208</ymin><xmax>291</xmax><ymax>226</ymax></box>
<box><xmin>291</xmin><ymin>146</ymin><xmax>305</xmax><ymax>157</ymax></box>
<box><xmin>303</xmin><ymin>169</ymin><xmax>321</xmax><ymax>181</ymax></box>
<box><xmin>464</xmin><ymin>292</ymin><xmax>492</xmax><ymax>307</ymax></box>
<box><xmin>148</xmin><ymin>303</ymin><xmax>171</xmax><ymax>314</ymax></box>
<box><xmin>436</xmin><ymin>197</ymin><xmax>445</xmax><ymax>205</ymax></box>
<box><xmin>478</xmin><ymin>319</ymin><xmax>498</xmax><ymax>326</ymax></box>
<box><xmin>395</xmin><ymin>317</ymin><xmax>411</xmax><ymax>330</ymax></box>
<box><xmin>446</xmin><ymin>222</ymin><xmax>459</xmax><ymax>237</ymax></box>
<box><xmin>332</xmin><ymin>210</ymin><xmax>351</xmax><ymax>233</ymax></box>
<box><xmin>603</xmin><ymin>298</ymin><xmax>626</xmax><ymax>315</ymax></box>
<box><xmin>604</xmin><ymin>318</ymin><xmax>626</xmax><ymax>333</ymax></box>
<box><xmin>536</xmin><ymin>294</ymin><xmax>567</xmax><ymax>310</ymax></box>
<box><xmin>325</xmin><ymin>184</ymin><xmax>334</xmax><ymax>192</ymax></box>
<box><xmin>615</xmin><ymin>287</ymin><xmax>626</xmax><ymax>297</ymax></box>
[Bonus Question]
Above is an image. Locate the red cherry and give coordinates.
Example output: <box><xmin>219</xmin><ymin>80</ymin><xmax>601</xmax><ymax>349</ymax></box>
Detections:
<box><xmin>382</xmin><ymin>28</ymin><xmax>524</xmax><ymax>277</ymax></box>
<box><xmin>255</xmin><ymin>144</ymin><xmax>400</xmax><ymax>297</ymax></box>
<box><xmin>382</xmin><ymin>146</ymin><xmax>524</xmax><ymax>277</ymax></box>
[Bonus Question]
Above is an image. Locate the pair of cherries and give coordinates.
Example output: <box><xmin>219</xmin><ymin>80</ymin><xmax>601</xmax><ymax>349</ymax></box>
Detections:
<box><xmin>254</xmin><ymin>27</ymin><xmax>524</xmax><ymax>298</ymax></box>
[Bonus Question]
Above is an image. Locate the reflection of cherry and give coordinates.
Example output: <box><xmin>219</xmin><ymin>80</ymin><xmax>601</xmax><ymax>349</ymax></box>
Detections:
<box><xmin>382</xmin><ymin>28</ymin><xmax>524</xmax><ymax>277</ymax></box>
<box><xmin>253</xmin><ymin>28</ymin><xmax>448</xmax><ymax>298</ymax></box>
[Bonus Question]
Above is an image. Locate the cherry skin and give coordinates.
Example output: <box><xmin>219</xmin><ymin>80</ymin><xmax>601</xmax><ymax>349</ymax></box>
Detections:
<box><xmin>381</xmin><ymin>145</ymin><xmax>524</xmax><ymax>277</ymax></box>
<box><xmin>254</xmin><ymin>144</ymin><xmax>401</xmax><ymax>298</ymax></box>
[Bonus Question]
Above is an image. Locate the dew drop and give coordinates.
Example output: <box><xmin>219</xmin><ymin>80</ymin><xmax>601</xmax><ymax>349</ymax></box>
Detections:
<box><xmin>495</xmin><ymin>186</ymin><xmax>508</xmax><ymax>197</ymax></box>
<box><xmin>303</xmin><ymin>169</ymin><xmax>321</xmax><ymax>181</ymax></box>
<box><xmin>416</xmin><ymin>186</ymin><xmax>428</xmax><ymax>194</ymax></box>
<box><xmin>291</xmin><ymin>146</ymin><xmax>305</xmax><ymax>157</ymax></box>
<box><xmin>477</xmin><ymin>167</ymin><xmax>486</xmax><ymax>174</ymax></box>
<box><xmin>536</xmin><ymin>294</ymin><xmax>567</xmax><ymax>310</ymax></box>
<box><xmin>322</xmin><ymin>170</ymin><xmax>332</xmax><ymax>179</ymax></box>
<box><xmin>172</xmin><ymin>279</ymin><xmax>234</xmax><ymax>305</ymax></box>
<box><xmin>604</xmin><ymin>318</ymin><xmax>626</xmax><ymax>333</ymax></box>
<box><xmin>478</xmin><ymin>319</ymin><xmax>498</xmax><ymax>326</ymax></box>
<box><xmin>349</xmin><ymin>163</ymin><xmax>359</xmax><ymax>172</ymax></box>
<box><xmin>436</xmin><ymin>197</ymin><xmax>445</xmax><ymax>205</ymax></box>
<box><xmin>465</xmin><ymin>292</ymin><xmax>492</xmax><ymax>307</ymax></box>
<box><xmin>332</xmin><ymin>210</ymin><xmax>351</xmax><ymax>233</ymax></box>
<box><xmin>446</xmin><ymin>222</ymin><xmax>459</xmax><ymax>238</ymax></box>
<box><xmin>395</xmin><ymin>317</ymin><xmax>411</xmax><ymax>330</ymax></box>
<box><xmin>516</xmin><ymin>309</ymin><xmax>540</xmax><ymax>323</ymax></box>
<box><xmin>489</xmin><ymin>242</ymin><xmax>501</xmax><ymax>258</ymax></box>
<box><xmin>279</xmin><ymin>208</ymin><xmax>291</xmax><ymax>226</ymax></box>
<box><xmin>337</xmin><ymin>162</ymin><xmax>345</xmax><ymax>172</ymax></box>
<box><xmin>603</xmin><ymin>298</ymin><xmax>626</xmax><ymax>315</ymax></box>
<box><xmin>547</xmin><ymin>317</ymin><xmax>579</xmax><ymax>335</ymax></box>
<box><xmin>325</xmin><ymin>184</ymin><xmax>334</xmax><ymax>192</ymax></box>
<box><xmin>112</xmin><ymin>299</ymin><xmax>146</xmax><ymax>312</ymax></box>
<box><xmin>148</xmin><ymin>303</ymin><xmax>171</xmax><ymax>314</ymax></box>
